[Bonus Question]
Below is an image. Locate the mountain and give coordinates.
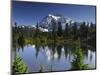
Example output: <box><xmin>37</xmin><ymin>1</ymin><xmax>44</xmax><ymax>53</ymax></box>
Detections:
<box><xmin>13</xmin><ymin>14</ymin><xmax>90</xmax><ymax>32</ymax></box>
<box><xmin>39</xmin><ymin>14</ymin><xmax>75</xmax><ymax>31</ymax></box>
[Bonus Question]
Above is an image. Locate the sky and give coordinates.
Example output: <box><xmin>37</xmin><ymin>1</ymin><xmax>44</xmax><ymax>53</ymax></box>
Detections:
<box><xmin>12</xmin><ymin>1</ymin><xmax>96</xmax><ymax>26</ymax></box>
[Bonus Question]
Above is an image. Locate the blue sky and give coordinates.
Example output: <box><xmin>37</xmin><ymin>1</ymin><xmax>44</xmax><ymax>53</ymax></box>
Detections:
<box><xmin>12</xmin><ymin>1</ymin><xmax>96</xmax><ymax>26</ymax></box>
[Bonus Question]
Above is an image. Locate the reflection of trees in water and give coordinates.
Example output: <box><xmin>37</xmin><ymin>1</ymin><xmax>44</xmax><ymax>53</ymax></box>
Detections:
<box><xmin>47</xmin><ymin>43</ymin><xmax>56</xmax><ymax>61</ymax></box>
<box><xmin>90</xmin><ymin>51</ymin><xmax>93</xmax><ymax>62</ymax></box>
<box><xmin>52</xmin><ymin>43</ymin><xmax>56</xmax><ymax>60</ymax></box>
<box><xmin>64</xmin><ymin>45</ymin><xmax>74</xmax><ymax>61</ymax></box>
<box><xmin>80</xmin><ymin>43</ymin><xmax>95</xmax><ymax>63</ymax></box>
<box><xmin>35</xmin><ymin>44</ymin><xmax>41</xmax><ymax>58</ymax></box>
<box><xmin>30</xmin><ymin>40</ymin><xmax>94</xmax><ymax>71</ymax></box>
<box><xmin>56</xmin><ymin>45</ymin><xmax>62</xmax><ymax>60</ymax></box>
<box><xmin>17</xmin><ymin>45</ymin><xmax>24</xmax><ymax>52</ymax></box>
<box><xmin>64</xmin><ymin>45</ymin><xmax>69</xmax><ymax>58</ymax></box>
<box><xmin>34</xmin><ymin>42</ymin><xmax>95</xmax><ymax>62</ymax></box>
<box><xmin>17</xmin><ymin>35</ymin><xmax>25</xmax><ymax>52</ymax></box>
<box><xmin>45</xmin><ymin>44</ymin><xmax>76</xmax><ymax>61</ymax></box>
<box><xmin>64</xmin><ymin>44</ymin><xmax>76</xmax><ymax>61</ymax></box>
<box><xmin>48</xmin><ymin>43</ymin><xmax>63</xmax><ymax>60</ymax></box>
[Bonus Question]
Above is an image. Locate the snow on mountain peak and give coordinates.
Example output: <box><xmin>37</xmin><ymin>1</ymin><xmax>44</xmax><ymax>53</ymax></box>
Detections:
<box><xmin>39</xmin><ymin>14</ymin><xmax>75</xmax><ymax>31</ymax></box>
<box><xmin>48</xmin><ymin>14</ymin><xmax>60</xmax><ymax>21</ymax></box>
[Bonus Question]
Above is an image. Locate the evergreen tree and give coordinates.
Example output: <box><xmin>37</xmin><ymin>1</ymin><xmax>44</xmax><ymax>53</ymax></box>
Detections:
<box><xmin>35</xmin><ymin>22</ymin><xmax>39</xmax><ymax>38</ymax></box>
<box><xmin>71</xmin><ymin>39</ymin><xmax>88</xmax><ymax>70</ymax></box>
<box><xmin>79</xmin><ymin>22</ymin><xmax>86</xmax><ymax>38</ymax></box>
<box><xmin>64</xmin><ymin>23</ymin><xmax>69</xmax><ymax>39</ymax></box>
<box><xmin>14</xmin><ymin>22</ymin><xmax>17</xmax><ymax>28</ymax></box>
<box><xmin>57</xmin><ymin>22</ymin><xmax>63</xmax><ymax>37</ymax></box>
<box><xmin>72</xmin><ymin>22</ymin><xmax>78</xmax><ymax>40</ymax></box>
<box><xmin>51</xmin><ymin>19</ymin><xmax>56</xmax><ymax>41</ymax></box>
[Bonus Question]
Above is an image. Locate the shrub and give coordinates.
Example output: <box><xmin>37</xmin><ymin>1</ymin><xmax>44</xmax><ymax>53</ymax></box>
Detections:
<box><xmin>12</xmin><ymin>56</ymin><xmax>28</xmax><ymax>74</ymax></box>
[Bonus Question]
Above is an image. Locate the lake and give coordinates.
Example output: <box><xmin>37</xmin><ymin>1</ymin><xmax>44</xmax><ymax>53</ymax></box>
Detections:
<box><xmin>12</xmin><ymin>44</ymin><xmax>96</xmax><ymax>73</ymax></box>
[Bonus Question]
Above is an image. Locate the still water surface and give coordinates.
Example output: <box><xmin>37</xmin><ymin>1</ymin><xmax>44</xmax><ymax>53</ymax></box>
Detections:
<box><xmin>14</xmin><ymin>44</ymin><xmax>96</xmax><ymax>72</ymax></box>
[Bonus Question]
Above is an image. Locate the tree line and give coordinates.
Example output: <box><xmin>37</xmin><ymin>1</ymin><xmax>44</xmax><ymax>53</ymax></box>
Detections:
<box><xmin>12</xmin><ymin>21</ymin><xmax>96</xmax><ymax>46</ymax></box>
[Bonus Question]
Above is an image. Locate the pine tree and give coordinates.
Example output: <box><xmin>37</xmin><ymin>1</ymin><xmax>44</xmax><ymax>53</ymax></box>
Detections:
<box><xmin>72</xmin><ymin>22</ymin><xmax>78</xmax><ymax>40</ymax></box>
<box><xmin>57</xmin><ymin>22</ymin><xmax>62</xmax><ymax>37</ymax></box>
<box><xmin>35</xmin><ymin>22</ymin><xmax>39</xmax><ymax>38</ymax></box>
<box><xmin>79</xmin><ymin>22</ymin><xmax>86</xmax><ymax>38</ymax></box>
<box><xmin>51</xmin><ymin>19</ymin><xmax>56</xmax><ymax>41</ymax></box>
<box><xmin>64</xmin><ymin>23</ymin><xmax>69</xmax><ymax>39</ymax></box>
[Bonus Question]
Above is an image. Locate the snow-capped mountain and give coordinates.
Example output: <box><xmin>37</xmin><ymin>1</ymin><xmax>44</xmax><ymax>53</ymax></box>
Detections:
<box><xmin>13</xmin><ymin>14</ymin><xmax>89</xmax><ymax>32</ymax></box>
<box><xmin>39</xmin><ymin>14</ymin><xmax>75</xmax><ymax>31</ymax></box>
